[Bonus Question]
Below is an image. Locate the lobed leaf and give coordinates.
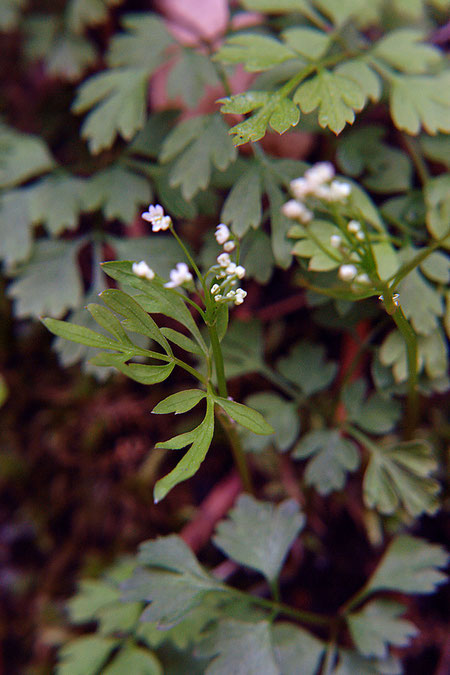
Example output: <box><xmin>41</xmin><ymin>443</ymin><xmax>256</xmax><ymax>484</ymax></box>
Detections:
<box><xmin>214</xmin><ymin>34</ymin><xmax>296</xmax><ymax>72</ymax></box>
<box><xmin>213</xmin><ymin>495</ymin><xmax>304</xmax><ymax>582</ymax></box>
<box><xmin>214</xmin><ymin>397</ymin><xmax>275</xmax><ymax>435</ymax></box>
<box><xmin>241</xmin><ymin>392</ymin><xmax>300</xmax><ymax>453</ymax></box>
<box><xmin>152</xmin><ymin>390</ymin><xmax>206</xmax><ymax>415</ymax></box>
<box><xmin>57</xmin><ymin>636</ymin><xmax>118</xmax><ymax>675</ymax></box>
<box><xmin>277</xmin><ymin>340</ymin><xmax>338</xmax><ymax>395</ymax></box>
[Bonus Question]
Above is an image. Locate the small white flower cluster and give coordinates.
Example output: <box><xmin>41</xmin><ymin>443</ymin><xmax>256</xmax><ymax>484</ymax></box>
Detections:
<box><xmin>210</xmin><ymin>225</ymin><xmax>247</xmax><ymax>306</ymax></box>
<box><xmin>282</xmin><ymin>163</ymin><xmax>352</xmax><ymax>225</ymax></box>
<box><xmin>141</xmin><ymin>204</ymin><xmax>172</xmax><ymax>232</ymax></box>
<box><xmin>164</xmin><ymin>262</ymin><xmax>193</xmax><ymax>289</ymax></box>
<box><xmin>132</xmin><ymin>260</ymin><xmax>155</xmax><ymax>280</ymax></box>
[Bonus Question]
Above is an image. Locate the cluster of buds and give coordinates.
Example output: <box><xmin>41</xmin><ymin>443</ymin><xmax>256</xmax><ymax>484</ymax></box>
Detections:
<box><xmin>282</xmin><ymin>162</ymin><xmax>352</xmax><ymax>224</ymax></box>
<box><xmin>210</xmin><ymin>224</ymin><xmax>247</xmax><ymax>306</ymax></box>
<box><xmin>329</xmin><ymin>218</ymin><xmax>371</xmax><ymax>286</ymax></box>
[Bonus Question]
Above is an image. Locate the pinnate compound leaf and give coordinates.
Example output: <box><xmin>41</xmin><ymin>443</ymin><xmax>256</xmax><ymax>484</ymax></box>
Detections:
<box><xmin>0</xmin><ymin>189</ymin><xmax>33</xmax><ymax>265</ymax></box>
<box><xmin>103</xmin><ymin>644</ymin><xmax>162</xmax><ymax>675</ymax></box>
<box><xmin>272</xmin><ymin>623</ymin><xmax>324</xmax><ymax>675</ymax></box>
<box><xmin>363</xmin><ymin>535</ymin><xmax>449</xmax><ymax>596</ymax></box>
<box><xmin>86</xmin><ymin>303</ymin><xmax>134</xmax><ymax>346</ymax></box>
<box><xmin>57</xmin><ymin>636</ymin><xmax>118</xmax><ymax>675</ymax></box>
<box><xmin>389</xmin><ymin>73</ymin><xmax>450</xmax><ymax>135</ymax></box>
<box><xmin>168</xmin><ymin>50</ymin><xmax>219</xmax><ymax>108</ymax></box>
<box><xmin>242</xmin><ymin>392</ymin><xmax>300</xmax><ymax>453</ymax></box>
<box><xmin>277</xmin><ymin>340</ymin><xmax>338</xmax><ymax>396</ymax></box>
<box><xmin>101</xmin><ymin>261</ymin><xmax>206</xmax><ymax>349</ymax></box>
<box><xmin>424</xmin><ymin>175</ymin><xmax>450</xmax><ymax>239</ymax></box>
<box><xmin>282</xmin><ymin>27</ymin><xmax>331</xmax><ymax>61</ymax></box>
<box><xmin>8</xmin><ymin>240</ymin><xmax>83</xmax><ymax>318</ymax></box>
<box><xmin>293</xmin><ymin>430</ymin><xmax>360</xmax><ymax>496</ymax></box>
<box><xmin>214</xmin><ymin>34</ymin><xmax>295</xmax><ymax>72</ymax></box>
<box><xmin>106</xmin><ymin>13</ymin><xmax>172</xmax><ymax>70</ymax></box>
<box><xmin>43</xmin><ymin>319</ymin><xmax>133</xmax><ymax>353</ymax></box>
<box><xmin>396</xmin><ymin>263</ymin><xmax>443</xmax><ymax>336</ymax></box>
<box><xmin>363</xmin><ymin>440</ymin><xmax>440</xmax><ymax>517</ymax></box>
<box><xmin>347</xmin><ymin>600</ymin><xmax>417</xmax><ymax>659</ymax></box>
<box><xmin>220</xmin><ymin>166</ymin><xmax>262</xmax><ymax>236</ymax></box>
<box><xmin>152</xmin><ymin>390</ymin><xmax>206</xmax><ymax>415</ymax></box>
<box><xmin>99</xmin><ymin>288</ymin><xmax>172</xmax><ymax>354</ymax></box>
<box><xmin>294</xmin><ymin>69</ymin><xmax>366</xmax><ymax>134</ymax></box>
<box><xmin>198</xmin><ymin>620</ymin><xmax>279</xmax><ymax>675</ymax></box>
<box><xmin>73</xmin><ymin>68</ymin><xmax>149</xmax><ymax>154</ymax></box>
<box><xmin>213</xmin><ymin>495</ymin><xmax>304</xmax><ymax>582</ymax></box>
<box><xmin>214</xmin><ymin>397</ymin><xmax>274</xmax><ymax>435</ymax></box>
<box><xmin>373</xmin><ymin>29</ymin><xmax>442</xmax><ymax>74</ymax></box>
<box><xmin>334</xmin><ymin>60</ymin><xmax>381</xmax><ymax>104</ymax></box>
<box><xmin>82</xmin><ymin>165</ymin><xmax>151</xmax><ymax>223</ymax></box>
<box><xmin>153</xmin><ymin>397</ymin><xmax>215</xmax><ymax>502</ymax></box>
<box><xmin>122</xmin><ymin>535</ymin><xmax>224</xmax><ymax>626</ymax></box>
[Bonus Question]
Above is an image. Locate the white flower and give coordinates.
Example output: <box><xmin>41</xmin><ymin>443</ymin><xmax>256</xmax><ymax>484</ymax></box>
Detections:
<box><xmin>282</xmin><ymin>200</ymin><xmax>313</xmax><ymax>223</ymax></box>
<box><xmin>141</xmin><ymin>204</ymin><xmax>172</xmax><ymax>231</ymax></box>
<box><xmin>217</xmin><ymin>252</ymin><xmax>231</xmax><ymax>267</ymax></box>
<box><xmin>304</xmin><ymin>162</ymin><xmax>335</xmax><ymax>187</ymax></box>
<box><xmin>215</xmin><ymin>223</ymin><xmax>230</xmax><ymax>244</ymax></box>
<box><xmin>330</xmin><ymin>234</ymin><xmax>342</xmax><ymax>248</ymax></box>
<box><xmin>223</xmin><ymin>240</ymin><xmax>236</xmax><ymax>252</ymax></box>
<box><xmin>214</xmin><ymin>294</ymin><xmax>223</xmax><ymax>302</ymax></box>
<box><xmin>164</xmin><ymin>262</ymin><xmax>193</xmax><ymax>288</ymax></box>
<box><xmin>356</xmin><ymin>230</ymin><xmax>365</xmax><ymax>241</ymax></box>
<box><xmin>355</xmin><ymin>273</ymin><xmax>370</xmax><ymax>285</ymax></box>
<box><xmin>329</xmin><ymin>180</ymin><xmax>351</xmax><ymax>201</ymax></box>
<box><xmin>234</xmin><ymin>288</ymin><xmax>247</xmax><ymax>305</ymax></box>
<box><xmin>132</xmin><ymin>261</ymin><xmax>155</xmax><ymax>280</ymax></box>
<box><xmin>226</xmin><ymin>262</ymin><xmax>237</xmax><ymax>275</ymax></box>
<box><xmin>235</xmin><ymin>265</ymin><xmax>246</xmax><ymax>279</ymax></box>
<box><xmin>290</xmin><ymin>177</ymin><xmax>310</xmax><ymax>200</ymax></box>
<box><xmin>226</xmin><ymin>290</ymin><xmax>236</xmax><ymax>299</ymax></box>
<box><xmin>338</xmin><ymin>264</ymin><xmax>358</xmax><ymax>281</ymax></box>
<box><xmin>210</xmin><ymin>284</ymin><xmax>220</xmax><ymax>294</ymax></box>
<box><xmin>347</xmin><ymin>220</ymin><xmax>361</xmax><ymax>234</ymax></box>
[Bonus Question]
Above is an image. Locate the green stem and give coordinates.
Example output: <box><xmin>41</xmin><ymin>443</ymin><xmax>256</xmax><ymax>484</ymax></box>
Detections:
<box><xmin>169</xmin><ymin>224</ymin><xmax>208</xmax><ymax>295</ymax></box>
<box><xmin>216</xmin><ymin>406</ymin><xmax>254</xmax><ymax>495</ymax></box>
<box><xmin>208</xmin><ymin>322</ymin><xmax>227</xmax><ymax>398</ymax></box>
<box><xmin>401</xmin><ymin>133</ymin><xmax>430</xmax><ymax>186</ymax></box>
<box><xmin>389</xmin><ymin>232</ymin><xmax>450</xmax><ymax>287</ymax></box>
<box><xmin>391</xmin><ymin>305</ymin><xmax>419</xmax><ymax>439</ymax></box>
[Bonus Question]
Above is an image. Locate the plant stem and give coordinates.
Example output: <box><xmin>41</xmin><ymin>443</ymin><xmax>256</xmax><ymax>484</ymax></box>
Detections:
<box><xmin>391</xmin><ymin>305</ymin><xmax>419</xmax><ymax>439</ymax></box>
<box><xmin>216</xmin><ymin>406</ymin><xmax>254</xmax><ymax>495</ymax></box>
<box><xmin>401</xmin><ymin>133</ymin><xmax>430</xmax><ymax>186</ymax></box>
<box><xmin>208</xmin><ymin>322</ymin><xmax>227</xmax><ymax>398</ymax></box>
<box><xmin>227</xmin><ymin>587</ymin><xmax>331</xmax><ymax>627</ymax></box>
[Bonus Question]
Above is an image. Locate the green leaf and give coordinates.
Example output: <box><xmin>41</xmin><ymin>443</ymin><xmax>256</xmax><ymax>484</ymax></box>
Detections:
<box><xmin>162</xmin><ymin>114</ymin><xmax>237</xmax><ymax>199</ymax></box>
<box><xmin>153</xmin><ymin>397</ymin><xmax>215</xmax><ymax>502</ymax></box>
<box><xmin>73</xmin><ymin>68</ymin><xmax>149</xmax><ymax>154</ymax></box>
<box><xmin>374</xmin><ymin>29</ymin><xmax>442</xmax><ymax>74</ymax></box>
<box><xmin>364</xmin><ymin>535</ymin><xmax>449</xmax><ymax>596</ymax></box>
<box><xmin>420</xmin><ymin>134</ymin><xmax>450</xmax><ymax>168</ymax></box>
<box><xmin>0</xmin><ymin>189</ymin><xmax>33</xmax><ymax>264</ymax></box>
<box><xmin>67</xmin><ymin>0</ymin><xmax>124</xmax><ymax>34</ymax></box>
<box><xmin>290</xmin><ymin>220</ymin><xmax>344</xmax><ymax>271</ymax></box>
<box><xmin>294</xmin><ymin>69</ymin><xmax>366</xmax><ymax>134</ymax></box>
<box><xmin>214</xmin><ymin>397</ymin><xmax>274</xmax><ymax>435</ymax></box>
<box><xmin>159</xmin><ymin>116</ymin><xmax>207</xmax><ymax>163</ymax></box>
<box><xmin>8</xmin><ymin>240</ymin><xmax>83</xmax><ymax>318</ymax></box>
<box><xmin>106</xmin><ymin>13</ymin><xmax>172</xmax><ymax>70</ymax></box>
<box><xmin>342</xmin><ymin>380</ymin><xmax>401</xmax><ymax>434</ymax></box>
<box><xmin>419</xmin><ymin>251</ymin><xmax>450</xmax><ymax>284</ymax></box>
<box><xmin>43</xmin><ymin>319</ymin><xmax>131</xmax><ymax>353</ymax></box>
<box><xmin>90</xmin><ymin>355</ymin><xmax>175</xmax><ymax>385</ymax></box>
<box><xmin>57</xmin><ymin>636</ymin><xmax>118</xmax><ymax>675</ymax></box>
<box><xmin>220</xmin><ymin>319</ymin><xmax>265</xmax><ymax>378</ymax></box>
<box><xmin>198</xmin><ymin>620</ymin><xmax>280</xmax><ymax>675</ymax></box>
<box><xmin>82</xmin><ymin>165</ymin><xmax>151</xmax><ymax>222</ymax></box>
<box><xmin>272</xmin><ymin>623</ymin><xmax>325</xmax><ymax>675</ymax></box>
<box><xmin>293</xmin><ymin>429</ymin><xmax>360</xmax><ymax>496</ymax></box>
<box><xmin>110</xmin><ymin>235</ymin><xmax>182</xmax><ymax>279</ymax></box>
<box><xmin>389</xmin><ymin>73</ymin><xmax>450</xmax><ymax>135</ymax></box>
<box><xmin>380</xmin><ymin>327</ymin><xmax>448</xmax><ymax>383</ymax></box>
<box><xmin>168</xmin><ymin>50</ymin><xmax>219</xmax><ymax>107</ymax></box>
<box><xmin>242</xmin><ymin>392</ymin><xmax>300</xmax><ymax>453</ymax></box>
<box><xmin>101</xmin><ymin>261</ymin><xmax>206</xmax><ymax>349</ymax></box>
<box><xmin>152</xmin><ymin>390</ymin><xmax>206</xmax><ymax>415</ymax></box>
<box><xmin>86</xmin><ymin>303</ymin><xmax>134</xmax><ymax>346</ymax></box>
<box><xmin>221</xmin><ymin>166</ymin><xmax>262</xmax><ymax>236</ymax></box>
<box><xmin>29</xmin><ymin>174</ymin><xmax>85</xmax><ymax>234</ymax></box>
<box><xmin>347</xmin><ymin>599</ymin><xmax>417</xmax><ymax>659</ymax></box>
<box><xmin>265</xmin><ymin>173</ymin><xmax>294</xmax><ymax>268</ymax></box>
<box><xmin>335</xmin><ymin>649</ymin><xmax>402</xmax><ymax>675</ymax></box>
<box><xmin>100</xmin><ymin>288</ymin><xmax>172</xmax><ymax>353</ymax></box>
<box><xmin>213</xmin><ymin>495</ymin><xmax>304</xmax><ymax>582</ymax></box>
<box><xmin>122</xmin><ymin>534</ymin><xmax>224</xmax><ymax>626</ymax></box>
<box><xmin>314</xmin><ymin>0</ymin><xmax>370</xmax><ymax>25</ymax></box>
<box><xmin>335</xmin><ymin>60</ymin><xmax>381</xmax><ymax>104</ymax></box>
<box><xmin>0</xmin><ymin>0</ymin><xmax>26</xmax><ymax>30</ymax></box>
<box><xmin>160</xmin><ymin>328</ymin><xmax>204</xmax><ymax>355</ymax></box>
<box><xmin>219</xmin><ymin>91</ymin><xmax>270</xmax><ymax>115</ymax></box>
<box><xmin>44</xmin><ymin>34</ymin><xmax>97</xmax><ymax>82</ymax></box>
<box><xmin>277</xmin><ymin>340</ymin><xmax>338</xmax><ymax>396</ymax></box>
<box><xmin>240</xmin><ymin>0</ymin><xmax>310</xmax><ymax>12</ymax></box>
<box><xmin>0</xmin><ymin>125</ymin><xmax>55</xmax><ymax>188</ymax></box>
<box><xmin>214</xmin><ymin>34</ymin><xmax>296</xmax><ymax>72</ymax></box>
<box><xmin>103</xmin><ymin>644</ymin><xmax>162</xmax><ymax>675</ymax></box>
<box><xmin>336</xmin><ymin>126</ymin><xmax>412</xmax><ymax>193</ymax></box>
<box><xmin>282</xmin><ymin>27</ymin><xmax>332</xmax><ymax>61</ymax></box>
<box><xmin>363</xmin><ymin>439</ymin><xmax>440</xmax><ymax>517</ymax></box>
<box><xmin>241</xmin><ymin>229</ymin><xmax>275</xmax><ymax>283</ymax></box>
<box><xmin>68</xmin><ymin>579</ymin><xmax>121</xmax><ymax>624</ymax></box>
<box><xmin>397</xmin><ymin>262</ymin><xmax>443</xmax><ymax>335</ymax></box>
<box><xmin>424</xmin><ymin>175</ymin><xmax>450</xmax><ymax>239</ymax></box>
